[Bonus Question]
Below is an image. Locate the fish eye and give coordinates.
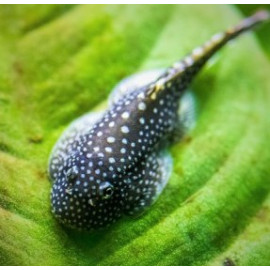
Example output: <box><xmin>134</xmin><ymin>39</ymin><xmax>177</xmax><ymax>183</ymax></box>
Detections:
<box><xmin>65</xmin><ymin>166</ymin><xmax>79</xmax><ymax>182</ymax></box>
<box><xmin>99</xmin><ymin>181</ymin><xmax>114</xmax><ymax>199</ymax></box>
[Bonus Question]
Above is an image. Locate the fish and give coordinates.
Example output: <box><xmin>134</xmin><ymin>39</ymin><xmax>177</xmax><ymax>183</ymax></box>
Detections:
<box><xmin>48</xmin><ymin>10</ymin><xmax>269</xmax><ymax>231</ymax></box>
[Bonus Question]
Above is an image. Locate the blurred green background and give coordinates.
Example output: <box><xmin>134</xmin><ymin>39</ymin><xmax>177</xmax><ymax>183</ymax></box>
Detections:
<box><xmin>0</xmin><ymin>4</ymin><xmax>270</xmax><ymax>266</ymax></box>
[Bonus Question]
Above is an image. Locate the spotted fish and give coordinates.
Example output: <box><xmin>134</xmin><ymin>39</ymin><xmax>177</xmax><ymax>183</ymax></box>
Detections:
<box><xmin>48</xmin><ymin>11</ymin><xmax>269</xmax><ymax>231</ymax></box>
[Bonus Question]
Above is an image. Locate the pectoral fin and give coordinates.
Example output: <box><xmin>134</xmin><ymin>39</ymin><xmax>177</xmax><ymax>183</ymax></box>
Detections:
<box><xmin>123</xmin><ymin>150</ymin><xmax>173</xmax><ymax>216</ymax></box>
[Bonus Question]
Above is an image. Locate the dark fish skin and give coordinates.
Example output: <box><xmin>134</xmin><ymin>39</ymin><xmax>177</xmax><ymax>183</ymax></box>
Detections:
<box><xmin>48</xmin><ymin>10</ymin><xmax>269</xmax><ymax>231</ymax></box>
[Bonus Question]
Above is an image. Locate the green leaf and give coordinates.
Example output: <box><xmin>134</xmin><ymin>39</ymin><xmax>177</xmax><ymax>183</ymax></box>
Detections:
<box><xmin>0</xmin><ymin>5</ymin><xmax>270</xmax><ymax>266</ymax></box>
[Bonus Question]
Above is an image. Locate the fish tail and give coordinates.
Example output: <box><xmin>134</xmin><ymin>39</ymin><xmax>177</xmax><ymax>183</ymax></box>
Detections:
<box><xmin>175</xmin><ymin>10</ymin><xmax>269</xmax><ymax>76</ymax></box>
<box><xmin>147</xmin><ymin>10</ymin><xmax>269</xmax><ymax>99</ymax></box>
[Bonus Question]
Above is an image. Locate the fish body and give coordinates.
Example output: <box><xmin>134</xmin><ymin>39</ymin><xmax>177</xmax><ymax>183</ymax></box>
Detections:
<box><xmin>48</xmin><ymin>11</ymin><xmax>269</xmax><ymax>231</ymax></box>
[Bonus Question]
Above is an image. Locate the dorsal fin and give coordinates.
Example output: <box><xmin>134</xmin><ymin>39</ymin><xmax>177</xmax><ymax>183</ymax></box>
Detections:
<box><xmin>147</xmin><ymin>10</ymin><xmax>270</xmax><ymax>100</ymax></box>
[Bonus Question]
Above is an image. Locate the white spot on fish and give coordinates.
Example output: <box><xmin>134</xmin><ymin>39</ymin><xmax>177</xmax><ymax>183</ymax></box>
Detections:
<box><xmin>121</xmin><ymin>126</ymin><xmax>129</xmax><ymax>133</ymax></box>
<box><xmin>121</xmin><ymin>112</ymin><xmax>130</xmax><ymax>119</ymax></box>
<box><xmin>138</xmin><ymin>102</ymin><xmax>146</xmax><ymax>111</ymax></box>
<box><xmin>107</xmin><ymin>137</ymin><xmax>116</xmax><ymax>143</ymax></box>
<box><xmin>105</xmin><ymin>147</ymin><xmax>112</xmax><ymax>153</ymax></box>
